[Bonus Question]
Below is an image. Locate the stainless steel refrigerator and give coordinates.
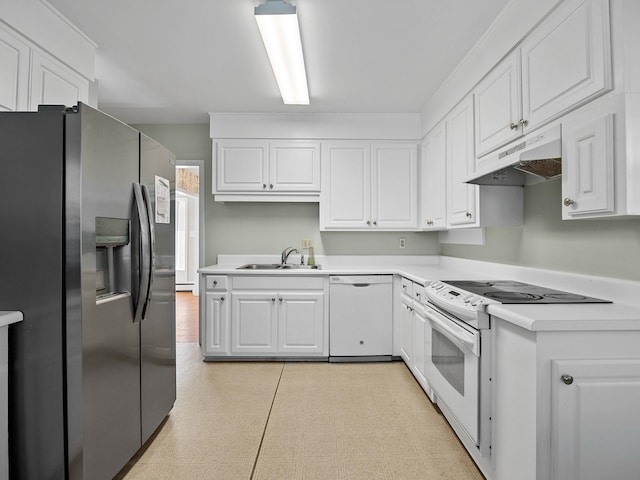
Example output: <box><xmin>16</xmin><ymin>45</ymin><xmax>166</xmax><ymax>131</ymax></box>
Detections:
<box><xmin>0</xmin><ymin>103</ymin><xmax>176</xmax><ymax>480</ymax></box>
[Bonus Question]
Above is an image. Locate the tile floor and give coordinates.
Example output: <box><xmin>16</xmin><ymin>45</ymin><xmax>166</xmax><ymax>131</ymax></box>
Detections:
<box><xmin>117</xmin><ymin>343</ymin><xmax>485</xmax><ymax>480</ymax></box>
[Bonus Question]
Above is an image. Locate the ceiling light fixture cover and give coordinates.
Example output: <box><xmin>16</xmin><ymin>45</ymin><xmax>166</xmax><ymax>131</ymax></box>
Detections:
<box><xmin>255</xmin><ymin>0</ymin><xmax>309</xmax><ymax>105</ymax></box>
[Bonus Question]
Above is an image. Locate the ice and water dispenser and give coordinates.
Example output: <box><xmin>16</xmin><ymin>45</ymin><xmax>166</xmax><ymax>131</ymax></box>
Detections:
<box><xmin>95</xmin><ymin>217</ymin><xmax>130</xmax><ymax>301</ymax></box>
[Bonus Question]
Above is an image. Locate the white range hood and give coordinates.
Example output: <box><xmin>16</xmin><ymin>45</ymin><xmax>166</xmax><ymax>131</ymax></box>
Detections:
<box><xmin>465</xmin><ymin>125</ymin><xmax>562</xmax><ymax>186</ymax></box>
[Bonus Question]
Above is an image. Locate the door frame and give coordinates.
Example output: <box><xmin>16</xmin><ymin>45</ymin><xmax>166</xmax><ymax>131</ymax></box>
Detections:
<box><xmin>175</xmin><ymin>160</ymin><xmax>205</xmax><ymax>296</ymax></box>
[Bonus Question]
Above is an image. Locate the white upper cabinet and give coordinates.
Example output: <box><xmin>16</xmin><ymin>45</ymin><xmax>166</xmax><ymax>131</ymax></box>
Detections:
<box><xmin>474</xmin><ymin>0</ymin><xmax>611</xmax><ymax>158</ymax></box>
<box><xmin>420</xmin><ymin>122</ymin><xmax>447</xmax><ymax>230</ymax></box>
<box><xmin>446</xmin><ymin>95</ymin><xmax>478</xmax><ymax>227</ymax></box>
<box><xmin>0</xmin><ymin>23</ymin><xmax>91</xmax><ymax>112</ymax></box>
<box><xmin>29</xmin><ymin>50</ymin><xmax>90</xmax><ymax>110</ymax></box>
<box><xmin>521</xmin><ymin>0</ymin><xmax>611</xmax><ymax>130</ymax></box>
<box><xmin>474</xmin><ymin>50</ymin><xmax>522</xmax><ymax>157</ymax></box>
<box><xmin>0</xmin><ymin>27</ymin><xmax>29</xmax><ymax>112</ymax></box>
<box><xmin>320</xmin><ymin>141</ymin><xmax>418</xmax><ymax>230</ymax></box>
<box><xmin>562</xmin><ymin>112</ymin><xmax>614</xmax><ymax>219</ymax></box>
<box><xmin>213</xmin><ymin>139</ymin><xmax>320</xmax><ymax>200</ymax></box>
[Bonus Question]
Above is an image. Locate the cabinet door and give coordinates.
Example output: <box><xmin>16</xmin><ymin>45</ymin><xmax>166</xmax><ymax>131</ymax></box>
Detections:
<box><xmin>551</xmin><ymin>358</ymin><xmax>640</xmax><ymax>480</ymax></box>
<box><xmin>446</xmin><ymin>95</ymin><xmax>478</xmax><ymax>227</ymax></box>
<box><xmin>412</xmin><ymin>308</ymin><xmax>427</xmax><ymax>386</ymax></box>
<box><xmin>371</xmin><ymin>144</ymin><xmax>418</xmax><ymax>229</ymax></box>
<box><xmin>269</xmin><ymin>141</ymin><xmax>320</xmax><ymax>192</ymax></box>
<box><xmin>215</xmin><ymin>140</ymin><xmax>269</xmax><ymax>192</ymax></box>
<box><xmin>421</xmin><ymin>123</ymin><xmax>447</xmax><ymax>230</ymax></box>
<box><xmin>29</xmin><ymin>51</ymin><xmax>89</xmax><ymax>110</ymax></box>
<box><xmin>474</xmin><ymin>50</ymin><xmax>522</xmax><ymax>157</ymax></box>
<box><xmin>203</xmin><ymin>292</ymin><xmax>229</xmax><ymax>355</ymax></box>
<box><xmin>0</xmin><ymin>26</ymin><xmax>29</xmax><ymax>112</ymax></box>
<box><xmin>400</xmin><ymin>302</ymin><xmax>413</xmax><ymax>365</ymax></box>
<box><xmin>320</xmin><ymin>142</ymin><xmax>371</xmax><ymax>229</ymax></box>
<box><xmin>521</xmin><ymin>0</ymin><xmax>611</xmax><ymax>130</ymax></box>
<box><xmin>562</xmin><ymin>113</ymin><xmax>614</xmax><ymax>218</ymax></box>
<box><xmin>231</xmin><ymin>292</ymin><xmax>277</xmax><ymax>353</ymax></box>
<box><xmin>277</xmin><ymin>292</ymin><xmax>324</xmax><ymax>354</ymax></box>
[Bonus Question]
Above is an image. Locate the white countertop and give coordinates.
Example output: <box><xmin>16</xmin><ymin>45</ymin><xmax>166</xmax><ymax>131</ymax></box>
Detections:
<box><xmin>200</xmin><ymin>255</ymin><xmax>640</xmax><ymax>332</ymax></box>
<box><xmin>0</xmin><ymin>311</ymin><xmax>23</xmax><ymax>328</ymax></box>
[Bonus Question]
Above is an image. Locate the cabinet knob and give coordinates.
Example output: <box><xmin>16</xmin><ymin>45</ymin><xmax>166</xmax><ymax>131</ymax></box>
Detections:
<box><xmin>509</xmin><ymin>122</ymin><xmax>518</xmax><ymax>130</ymax></box>
<box><xmin>263</xmin><ymin>184</ymin><xmax>267</xmax><ymax>189</ymax></box>
<box><xmin>269</xmin><ymin>184</ymin><xmax>274</xmax><ymax>189</ymax></box>
<box><xmin>367</xmin><ymin>220</ymin><xmax>371</xmax><ymax>225</ymax></box>
<box><xmin>279</xmin><ymin>298</ymin><xmax>283</xmax><ymax>302</ymax></box>
<box><xmin>519</xmin><ymin>118</ymin><xmax>529</xmax><ymax>127</ymax></box>
<box><xmin>220</xmin><ymin>296</ymin><xmax>225</xmax><ymax>301</ymax></box>
<box><xmin>561</xmin><ymin>374</ymin><xmax>574</xmax><ymax>385</ymax></box>
<box><xmin>213</xmin><ymin>280</ymin><xmax>218</xmax><ymax>286</ymax></box>
<box><xmin>271</xmin><ymin>298</ymin><xmax>276</xmax><ymax>302</ymax></box>
<box><xmin>466</xmin><ymin>211</ymin><xmax>472</xmax><ymax>218</ymax></box>
<box><xmin>373</xmin><ymin>221</ymin><xmax>377</xmax><ymax>226</ymax></box>
<box><xmin>563</xmin><ymin>198</ymin><xmax>576</xmax><ymax>207</ymax></box>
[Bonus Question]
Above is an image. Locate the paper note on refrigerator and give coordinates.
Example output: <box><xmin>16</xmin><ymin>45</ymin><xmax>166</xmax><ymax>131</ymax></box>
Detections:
<box><xmin>155</xmin><ymin>175</ymin><xmax>170</xmax><ymax>224</ymax></box>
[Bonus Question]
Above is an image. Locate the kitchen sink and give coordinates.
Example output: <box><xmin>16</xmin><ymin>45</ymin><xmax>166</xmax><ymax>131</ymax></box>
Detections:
<box><xmin>236</xmin><ymin>263</ymin><xmax>320</xmax><ymax>270</ymax></box>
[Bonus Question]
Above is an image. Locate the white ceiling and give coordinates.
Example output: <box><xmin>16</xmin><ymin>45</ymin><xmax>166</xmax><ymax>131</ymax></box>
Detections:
<box><xmin>49</xmin><ymin>0</ymin><xmax>511</xmax><ymax>124</ymax></box>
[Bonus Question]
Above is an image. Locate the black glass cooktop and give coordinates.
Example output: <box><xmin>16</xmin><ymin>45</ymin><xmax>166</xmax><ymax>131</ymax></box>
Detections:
<box><xmin>444</xmin><ymin>280</ymin><xmax>611</xmax><ymax>304</ymax></box>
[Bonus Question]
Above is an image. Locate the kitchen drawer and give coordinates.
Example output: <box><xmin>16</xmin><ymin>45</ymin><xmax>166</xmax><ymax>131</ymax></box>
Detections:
<box><xmin>231</xmin><ymin>276</ymin><xmax>324</xmax><ymax>291</ymax></box>
<box><xmin>205</xmin><ymin>275</ymin><xmax>228</xmax><ymax>291</ymax></box>
<box><xmin>400</xmin><ymin>277</ymin><xmax>414</xmax><ymax>297</ymax></box>
<box><xmin>413</xmin><ymin>284</ymin><xmax>427</xmax><ymax>305</ymax></box>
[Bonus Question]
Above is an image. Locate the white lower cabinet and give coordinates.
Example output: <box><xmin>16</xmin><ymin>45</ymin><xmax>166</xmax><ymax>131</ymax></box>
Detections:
<box><xmin>491</xmin><ymin>317</ymin><xmax>640</xmax><ymax>480</ymax></box>
<box><xmin>232</xmin><ymin>293</ymin><xmax>278</xmax><ymax>354</ymax></box>
<box><xmin>399</xmin><ymin>298</ymin><xmax>413</xmax><ymax>365</ymax></box>
<box><xmin>201</xmin><ymin>275</ymin><xmax>327</xmax><ymax>358</ymax></box>
<box><xmin>550</xmin><ymin>358</ymin><xmax>640</xmax><ymax>480</ymax></box>
<box><xmin>203</xmin><ymin>292</ymin><xmax>229</xmax><ymax>355</ymax></box>
<box><xmin>411</xmin><ymin>306</ymin><xmax>427</xmax><ymax>387</ymax></box>
<box><xmin>277</xmin><ymin>293</ymin><xmax>324</xmax><ymax>354</ymax></box>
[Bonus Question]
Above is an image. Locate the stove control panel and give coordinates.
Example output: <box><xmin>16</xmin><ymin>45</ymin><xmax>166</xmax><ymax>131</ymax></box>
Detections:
<box><xmin>425</xmin><ymin>281</ymin><xmax>497</xmax><ymax>326</ymax></box>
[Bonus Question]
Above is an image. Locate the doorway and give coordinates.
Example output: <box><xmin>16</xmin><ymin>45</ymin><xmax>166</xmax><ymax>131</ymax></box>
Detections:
<box><xmin>175</xmin><ymin>161</ymin><xmax>204</xmax><ymax>343</ymax></box>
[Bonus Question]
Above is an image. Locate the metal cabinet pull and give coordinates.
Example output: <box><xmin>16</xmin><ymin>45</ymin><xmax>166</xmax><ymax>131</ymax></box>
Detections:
<box><xmin>366</xmin><ymin>220</ymin><xmax>371</xmax><ymax>225</ymax></box>
<box><xmin>519</xmin><ymin>118</ymin><xmax>528</xmax><ymax>127</ymax></box>
<box><xmin>466</xmin><ymin>211</ymin><xmax>472</xmax><ymax>218</ymax></box>
<box><xmin>263</xmin><ymin>184</ymin><xmax>267</xmax><ymax>189</ymax></box>
<box><xmin>213</xmin><ymin>280</ymin><xmax>218</xmax><ymax>286</ymax></box>
<box><xmin>271</xmin><ymin>298</ymin><xmax>276</xmax><ymax>302</ymax></box>
<box><xmin>269</xmin><ymin>184</ymin><xmax>274</xmax><ymax>189</ymax></box>
<box><xmin>279</xmin><ymin>298</ymin><xmax>283</xmax><ymax>302</ymax></box>
<box><xmin>373</xmin><ymin>221</ymin><xmax>377</xmax><ymax>226</ymax></box>
<box><xmin>563</xmin><ymin>198</ymin><xmax>576</xmax><ymax>207</ymax></box>
<box><xmin>561</xmin><ymin>374</ymin><xmax>574</xmax><ymax>385</ymax></box>
<box><xmin>220</xmin><ymin>296</ymin><xmax>225</xmax><ymax>302</ymax></box>
<box><xmin>509</xmin><ymin>122</ymin><xmax>518</xmax><ymax>130</ymax></box>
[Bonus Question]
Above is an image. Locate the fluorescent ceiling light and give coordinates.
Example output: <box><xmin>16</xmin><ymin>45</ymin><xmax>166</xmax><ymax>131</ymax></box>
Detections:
<box><xmin>255</xmin><ymin>0</ymin><xmax>309</xmax><ymax>105</ymax></box>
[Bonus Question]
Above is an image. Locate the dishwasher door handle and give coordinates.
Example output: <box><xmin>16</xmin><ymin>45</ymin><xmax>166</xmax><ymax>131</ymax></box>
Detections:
<box><xmin>352</xmin><ymin>283</ymin><xmax>372</xmax><ymax>287</ymax></box>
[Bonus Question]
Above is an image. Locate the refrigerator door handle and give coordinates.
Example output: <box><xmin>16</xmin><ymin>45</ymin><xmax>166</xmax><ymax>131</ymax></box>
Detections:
<box><xmin>133</xmin><ymin>183</ymin><xmax>151</xmax><ymax>323</ymax></box>
<box><xmin>141</xmin><ymin>184</ymin><xmax>155</xmax><ymax>319</ymax></box>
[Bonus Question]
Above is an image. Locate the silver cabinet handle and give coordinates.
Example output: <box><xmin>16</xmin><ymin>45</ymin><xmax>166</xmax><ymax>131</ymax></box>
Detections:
<box><xmin>366</xmin><ymin>220</ymin><xmax>371</xmax><ymax>225</ymax></box>
<box><xmin>509</xmin><ymin>122</ymin><xmax>518</xmax><ymax>130</ymax></box>
<box><xmin>563</xmin><ymin>198</ymin><xmax>576</xmax><ymax>207</ymax></box>
<box><xmin>271</xmin><ymin>298</ymin><xmax>276</xmax><ymax>302</ymax></box>
<box><xmin>373</xmin><ymin>221</ymin><xmax>377</xmax><ymax>226</ymax></box>
<box><xmin>213</xmin><ymin>280</ymin><xmax>218</xmax><ymax>286</ymax></box>
<box><xmin>263</xmin><ymin>184</ymin><xmax>267</xmax><ymax>189</ymax></box>
<box><xmin>220</xmin><ymin>296</ymin><xmax>225</xmax><ymax>302</ymax></box>
<box><xmin>269</xmin><ymin>184</ymin><xmax>274</xmax><ymax>189</ymax></box>
<box><xmin>519</xmin><ymin>118</ymin><xmax>529</xmax><ymax>127</ymax></box>
<box><xmin>561</xmin><ymin>374</ymin><xmax>574</xmax><ymax>385</ymax></box>
<box><xmin>466</xmin><ymin>211</ymin><xmax>472</xmax><ymax>218</ymax></box>
<box><xmin>279</xmin><ymin>298</ymin><xmax>283</xmax><ymax>302</ymax></box>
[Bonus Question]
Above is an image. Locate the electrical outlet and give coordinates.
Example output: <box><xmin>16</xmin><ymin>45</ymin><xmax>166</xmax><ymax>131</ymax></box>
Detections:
<box><xmin>399</xmin><ymin>238</ymin><xmax>406</xmax><ymax>249</ymax></box>
<box><xmin>302</xmin><ymin>239</ymin><xmax>312</xmax><ymax>249</ymax></box>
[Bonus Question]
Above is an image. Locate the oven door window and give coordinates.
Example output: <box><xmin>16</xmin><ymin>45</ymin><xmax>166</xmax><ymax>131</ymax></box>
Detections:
<box><xmin>432</xmin><ymin>329</ymin><xmax>465</xmax><ymax>395</ymax></box>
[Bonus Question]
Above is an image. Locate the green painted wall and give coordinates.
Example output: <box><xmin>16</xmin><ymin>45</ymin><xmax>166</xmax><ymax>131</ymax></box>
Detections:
<box><xmin>442</xmin><ymin>180</ymin><xmax>640</xmax><ymax>281</ymax></box>
<box><xmin>135</xmin><ymin>124</ymin><xmax>440</xmax><ymax>266</ymax></box>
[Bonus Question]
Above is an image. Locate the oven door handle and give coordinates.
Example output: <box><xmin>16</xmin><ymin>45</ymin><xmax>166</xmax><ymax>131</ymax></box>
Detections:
<box><xmin>424</xmin><ymin>308</ymin><xmax>480</xmax><ymax>357</ymax></box>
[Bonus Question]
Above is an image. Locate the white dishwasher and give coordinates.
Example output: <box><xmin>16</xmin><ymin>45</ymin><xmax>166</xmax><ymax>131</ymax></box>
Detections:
<box><xmin>329</xmin><ymin>275</ymin><xmax>393</xmax><ymax>361</ymax></box>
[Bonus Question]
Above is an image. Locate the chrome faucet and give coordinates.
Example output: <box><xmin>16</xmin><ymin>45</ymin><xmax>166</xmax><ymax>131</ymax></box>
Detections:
<box><xmin>281</xmin><ymin>246</ymin><xmax>299</xmax><ymax>265</ymax></box>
